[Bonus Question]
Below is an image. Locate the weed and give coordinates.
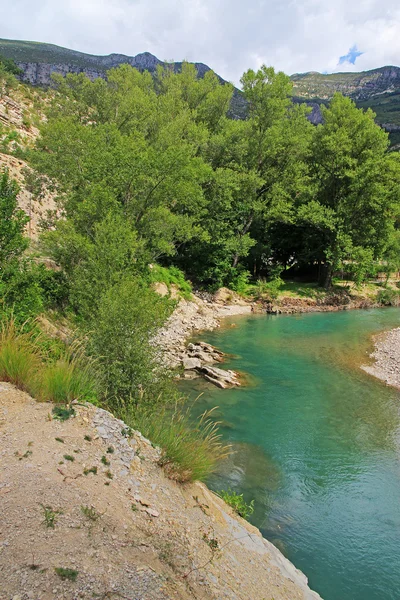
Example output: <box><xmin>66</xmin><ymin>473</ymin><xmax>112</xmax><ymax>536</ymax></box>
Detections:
<box><xmin>101</xmin><ymin>455</ymin><xmax>110</xmax><ymax>466</ymax></box>
<box><xmin>54</xmin><ymin>567</ymin><xmax>78</xmax><ymax>581</ymax></box>
<box><xmin>131</xmin><ymin>503</ymin><xmax>138</xmax><ymax>512</ymax></box>
<box><xmin>202</xmin><ymin>532</ymin><xmax>220</xmax><ymax>552</ymax></box>
<box><xmin>80</xmin><ymin>505</ymin><xmax>100</xmax><ymax>521</ymax></box>
<box><xmin>52</xmin><ymin>405</ymin><xmax>75</xmax><ymax>421</ymax></box>
<box><xmin>15</xmin><ymin>449</ymin><xmax>32</xmax><ymax>460</ymax></box>
<box><xmin>83</xmin><ymin>466</ymin><xmax>97</xmax><ymax>476</ymax></box>
<box><xmin>105</xmin><ymin>470</ymin><xmax>113</xmax><ymax>479</ymax></box>
<box><xmin>218</xmin><ymin>489</ymin><xmax>254</xmax><ymax>520</ymax></box>
<box><xmin>121</xmin><ymin>426</ymin><xmax>132</xmax><ymax>437</ymax></box>
<box><xmin>55</xmin><ymin>437</ymin><xmax>64</xmax><ymax>443</ymax></box>
<box><xmin>84</xmin><ymin>434</ymin><xmax>92</xmax><ymax>442</ymax></box>
<box><xmin>41</xmin><ymin>504</ymin><xmax>62</xmax><ymax>528</ymax></box>
<box><xmin>63</xmin><ymin>454</ymin><xmax>74</xmax><ymax>462</ymax></box>
<box><xmin>106</xmin><ymin>446</ymin><xmax>114</xmax><ymax>454</ymax></box>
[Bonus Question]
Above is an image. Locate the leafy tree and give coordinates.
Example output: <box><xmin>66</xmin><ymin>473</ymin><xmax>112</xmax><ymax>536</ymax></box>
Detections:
<box><xmin>0</xmin><ymin>171</ymin><xmax>28</xmax><ymax>270</ymax></box>
<box><xmin>299</xmin><ymin>94</ymin><xmax>400</xmax><ymax>287</ymax></box>
<box><xmin>88</xmin><ymin>278</ymin><xmax>174</xmax><ymax>404</ymax></box>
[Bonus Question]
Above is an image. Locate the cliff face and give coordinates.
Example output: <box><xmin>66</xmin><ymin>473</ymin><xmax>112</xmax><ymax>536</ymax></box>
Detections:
<box><xmin>292</xmin><ymin>67</ymin><xmax>400</xmax><ymax>137</ymax></box>
<box><xmin>292</xmin><ymin>66</ymin><xmax>400</xmax><ymax>101</ymax></box>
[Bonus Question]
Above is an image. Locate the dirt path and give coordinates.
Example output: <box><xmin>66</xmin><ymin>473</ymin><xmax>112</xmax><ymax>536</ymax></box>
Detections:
<box><xmin>0</xmin><ymin>383</ymin><xmax>321</xmax><ymax>600</ymax></box>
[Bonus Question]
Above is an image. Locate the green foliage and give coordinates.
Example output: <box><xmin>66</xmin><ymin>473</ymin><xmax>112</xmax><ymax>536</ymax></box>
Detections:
<box><xmin>80</xmin><ymin>505</ymin><xmax>100</xmax><ymax>521</ymax></box>
<box><xmin>0</xmin><ymin>170</ymin><xmax>28</xmax><ymax>268</ymax></box>
<box><xmin>376</xmin><ymin>289</ymin><xmax>400</xmax><ymax>306</ymax></box>
<box><xmin>129</xmin><ymin>406</ymin><xmax>231</xmax><ymax>482</ymax></box>
<box><xmin>149</xmin><ymin>264</ymin><xmax>192</xmax><ymax>299</ymax></box>
<box><xmin>218</xmin><ymin>489</ymin><xmax>255</xmax><ymax>519</ymax></box>
<box><xmin>87</xmin><ymin>278</ymin><xmax>173</xmax><ymax>404</ymax></box>
<box><xmin>41</xmin><ymin>504</ymin><xmax>62</xmax><ymax>528</ymax></box>
<box><xmin>52</xmin><ymin>405</ymin><xmax>76</xmax><ymax>421</ymax></box>
<box><xmin>34</xmin><ymin>347</ymin><xmax>98</xmax><ymax>405</ymax></box>
<box><xmin>0</xmin><ymin>54</ymin><xmax>22</xmax><ymax>76</ymax></box>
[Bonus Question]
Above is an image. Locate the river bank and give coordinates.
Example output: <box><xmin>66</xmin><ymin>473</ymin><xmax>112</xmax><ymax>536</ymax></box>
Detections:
<box><xmin>154</xmin><ymin>287</ymin><xmax>383</xmax><ymax>387</ymax></box>
<box><xmin>0</xmin><ymin>382</ymin><xmax>322</xmax><ymax>600</ymax></box>
<box><xmin>362</xmin><ymin>327</ymin><xmax>400</xmax><ymax>389</ymax></box>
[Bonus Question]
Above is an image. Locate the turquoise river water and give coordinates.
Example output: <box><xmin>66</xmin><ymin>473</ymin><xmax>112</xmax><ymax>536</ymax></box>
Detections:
<box><xmin>181</xmin><ymin>308</ymin><xmax>400</xmax><ymax>600</ymax></box>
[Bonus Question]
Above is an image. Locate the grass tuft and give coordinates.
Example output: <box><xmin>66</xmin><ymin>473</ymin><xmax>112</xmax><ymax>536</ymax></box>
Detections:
<box><xmin>0</xmin><ymin>318</ymin><xmax>41</xmax><ymax>393</ymax></box>
<box><xmin>131</xmin><ymin>405</ymin><xmax>231</xmax><ymax>483</ymax></box>
<box><xmin>33</xmin><ymin>344</ymin><xmax>97</xmax><ymax>404</ymax></box>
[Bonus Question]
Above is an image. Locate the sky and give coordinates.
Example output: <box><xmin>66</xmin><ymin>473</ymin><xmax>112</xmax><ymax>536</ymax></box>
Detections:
<box><xmin>0</xmin><ymin>0</ymin><xmax>399</xmax><ymax>84</ymax></box>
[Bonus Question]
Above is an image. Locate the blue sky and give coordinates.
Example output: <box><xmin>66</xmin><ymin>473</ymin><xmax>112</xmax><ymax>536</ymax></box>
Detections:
<box><xmin>339</xmin><ymin>46</ymin><xmax>364</xmax><ymax>66</ymax></box>
<box><xmin>0</xmin><ymin>0</ymin><xmax>399</xmax><ymax>84</ymax></box>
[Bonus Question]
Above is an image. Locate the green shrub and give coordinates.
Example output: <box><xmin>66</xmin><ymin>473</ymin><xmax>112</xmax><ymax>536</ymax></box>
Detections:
<box><xmin>218</xmin><ymin>489</ymin><xmax>255</xmax><ymax>519</ymax></box>
<box><xmin>228</xmin><ymin>269</ymin><xmax>251</xmax><ymax>295</ymax></box>
<box><xmin>0</xmin><ymin>318</ymin><xmax>40</xmax><ymax>392</ymax></box>
<box><xmin>376</xmin><ymin>289</ymin><xmax>400</xmax><ymax>306</ymax></box>
<box><xmin>88</xmin><ymin>278</ymin><xmax>173</xmax><ymax>404</ymax></box>
<box><xmin>129</xmin><ymin>406</ymin><xmax>231</xmax><ymax>483</ymax></box>
<box><xmin>149</xmin><ymin>265</ymin><xmax>192</xmax><ymax>300</ymax></box>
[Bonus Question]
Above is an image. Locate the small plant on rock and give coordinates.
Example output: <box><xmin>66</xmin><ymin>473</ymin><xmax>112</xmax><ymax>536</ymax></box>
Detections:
<box><xmin>41</xmin><ymin>504</ymin><xmax>62</xmax><ymax>528</ymax></box>
<box><xmin>218</xmin><ymin>489</ymin><xmax>254</xmax><ymax>520</ymax></box>
<box><xmin>54</xmin><ymin>567</ymin><xmax>78</xmax><ymax>581</ymax></box>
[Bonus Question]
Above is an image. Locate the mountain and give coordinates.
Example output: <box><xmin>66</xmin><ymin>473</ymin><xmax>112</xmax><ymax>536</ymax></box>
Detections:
<box><xmin>1</xmin><ymin>38</ymin><xmax>400</xmax><ymax>143</ymax></box>
<box><xmin>292</xmin><ymin>67</ymin><xmax>400</xmax><ymax>145</ymax></box>
<box><xmin>0</xmin><ymin>38</ymin><xmax>248</xmax><ymax>119</ymax></box>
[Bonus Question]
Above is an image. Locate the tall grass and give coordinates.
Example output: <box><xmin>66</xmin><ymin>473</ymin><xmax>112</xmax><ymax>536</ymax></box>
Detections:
<box><xmin>0</xmin><ymin>318</ymin><xmax>40</xmax><ymax>393</ymax></box>
<box><xmin>0</xmin><ymin>317</ymin><xmax>98</xmax><ymax>404</ymax></box>
<box><xmin>33</xmin><ymin>344</ymin><xmax>98</xmax><ymax>404</ymax></box>
<box><xmin>127</xmin><ymin>404</ymin><xmax>231</xmax><ymax>483</ymax></box>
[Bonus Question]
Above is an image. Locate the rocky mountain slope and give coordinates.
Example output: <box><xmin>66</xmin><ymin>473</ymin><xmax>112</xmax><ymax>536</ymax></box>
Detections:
<box><xmin>2</xmin><ymin>38</ymin><xmax>400</xmax><ymax>141</ymax></box>
<box><xmin>0</xmin><ymin>38</ymin><xmax>247</xmax><ymax>119</ymax></box>
<box><xmin>0</xmin><ymin>87</ymin><xmax>58</xmax><ymax>240</ymax></box>
<box><xmin>0</xmin><ymin>382</ymin><xmax>321</xmax><ymax>600</ymax></box>
<box><xmin>292</xmin><ymin>67</ymin><xmax>400</xmax><ymax>144</ymax></box>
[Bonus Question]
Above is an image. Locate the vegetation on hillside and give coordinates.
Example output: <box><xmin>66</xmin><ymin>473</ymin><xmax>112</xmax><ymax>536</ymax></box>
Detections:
<box><xmin>1</xmin><ymin>58</ymin><xmax>400</xmax><ymax>483</ymax></box>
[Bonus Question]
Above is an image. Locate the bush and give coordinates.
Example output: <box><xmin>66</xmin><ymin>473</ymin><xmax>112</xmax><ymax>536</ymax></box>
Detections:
<box><xmin>0</xmin><ymin>318</ymin><xmax>40</xmax><ymax>393</ymax></box>
<box><xmin>376</xmin><ymin>289</ymin><xmax>400</xmax><ymax>306</ymax></box>
<box><xmin>126</xmin><ymin>406</ymin><xmax>231</xmax><ymax>483</ymax></box>
<box><xmin>218</xmin><ymin>489</ymin><xmax>255</xmax><ymax>519</ymax></box>
<box><xmin>149</xmin><ymin>265</ymin><xmax>192</xmax><ymax>300</ymax></box>
<box><xmin>88</xmin><ymin>278</ymin><xmax>173</xmax><ymax>404</ymax></box>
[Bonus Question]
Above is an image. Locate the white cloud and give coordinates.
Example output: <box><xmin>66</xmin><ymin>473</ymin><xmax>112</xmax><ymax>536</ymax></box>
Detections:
<box><xmin>0</xmin><ymin>0</ymin><xmax>399</xmax><ymax>84</ymax></box>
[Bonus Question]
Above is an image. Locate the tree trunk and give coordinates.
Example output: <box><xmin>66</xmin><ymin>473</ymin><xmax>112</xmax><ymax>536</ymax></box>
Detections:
<box><xmin>318</xmin><ymin>263</ymin><xmax>333</xmax><ymax>289</ymax></box>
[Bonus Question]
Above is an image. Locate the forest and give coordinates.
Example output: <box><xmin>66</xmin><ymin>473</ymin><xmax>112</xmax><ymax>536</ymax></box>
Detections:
<box><xmin>1</xmin><ymin>57</ymin><xmax>400</xmax><ymax>479</ymax></box>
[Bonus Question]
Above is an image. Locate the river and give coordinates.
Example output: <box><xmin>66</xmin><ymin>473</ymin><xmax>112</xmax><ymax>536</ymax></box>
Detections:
<box><xmin>181</xmin><ymin>308</ymin><xmax>400</xmax><ymax>600</ymax></box>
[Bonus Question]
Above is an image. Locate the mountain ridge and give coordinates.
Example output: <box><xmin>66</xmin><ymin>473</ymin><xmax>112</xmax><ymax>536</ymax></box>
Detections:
<box><xmin>1</xmin><ymin>38</ymin><xmax>400</xmax><ymax>140</ymax></box>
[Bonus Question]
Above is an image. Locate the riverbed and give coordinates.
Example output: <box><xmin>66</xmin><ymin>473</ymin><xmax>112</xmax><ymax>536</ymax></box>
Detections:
<box><xmin>181</xmin><ymin>308</ymin><xmax>400</xmax><ymax>600</ymax></box>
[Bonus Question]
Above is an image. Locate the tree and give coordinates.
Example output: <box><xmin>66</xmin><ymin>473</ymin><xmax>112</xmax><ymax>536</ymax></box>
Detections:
<box><xmin>0</xmin><ymin>170</ymin><xmax>28</xmax><ymax>271</ymax></box>
<box><xmin>299</xmin><ymin>94</ymin><xmax>400</xmax><ymax>287</ymax></box>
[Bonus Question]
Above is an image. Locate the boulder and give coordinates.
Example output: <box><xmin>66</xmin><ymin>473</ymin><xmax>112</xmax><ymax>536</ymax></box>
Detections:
<box><xmin>182</xmin><ymin>357</ymin><xmax>202</xmax><ymax>370</ymax></box>
<box><xmin>199</xmin><ymin>365</ymin><xmax>240</xmax><ymax>387</ymax></box>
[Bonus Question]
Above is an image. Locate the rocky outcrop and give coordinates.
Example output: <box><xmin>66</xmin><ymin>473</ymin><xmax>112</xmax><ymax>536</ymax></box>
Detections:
<box><xmin>153</xmin><ymin>292</ymin><xmax>252</xmax><ymax>387</ymax></box>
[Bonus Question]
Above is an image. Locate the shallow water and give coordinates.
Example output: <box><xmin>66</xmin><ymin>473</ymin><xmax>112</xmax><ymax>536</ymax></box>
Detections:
<box><xmin>181</xmin><ymin>308</ymin><xmax>400</xmax><ymax>600</ymax></box>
